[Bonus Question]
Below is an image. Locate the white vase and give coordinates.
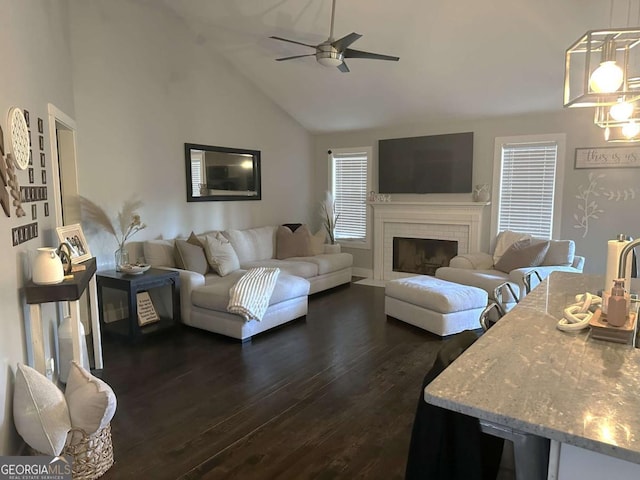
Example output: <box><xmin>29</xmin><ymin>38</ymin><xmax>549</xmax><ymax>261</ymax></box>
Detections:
<box><xmin>32</xmin><ymin>247</ymin><xmax>64</xmax><ymax>285</ymax></box>
<box><xmin>58</xmin><ymin>316</ymin><xmax>90</xmax><ymax>383</ymax></box>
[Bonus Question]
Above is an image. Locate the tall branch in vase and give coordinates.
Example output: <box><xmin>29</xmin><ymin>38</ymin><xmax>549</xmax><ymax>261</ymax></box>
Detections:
<box><xmin>320</xmin><ymin>191</ymin><xmax>339</xmax><ymax>245</ymax></box>
<box><xmin>80</xmin><ymin>196</ymin><xmax>147</xmax><ymax>268</ymax></box>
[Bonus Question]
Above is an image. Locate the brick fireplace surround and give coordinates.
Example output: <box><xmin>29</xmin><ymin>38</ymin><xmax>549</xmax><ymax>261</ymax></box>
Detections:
<box><xmin>371</xmin><ymin>202</ymin><xmax>489</xmax><ymax>281</ymax></box>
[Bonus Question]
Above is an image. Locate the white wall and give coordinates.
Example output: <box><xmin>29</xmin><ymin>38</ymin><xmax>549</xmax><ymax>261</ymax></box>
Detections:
<box><xmin>0</xmin><ymin>0</ymin><xmax>76</xmax><ymax>455</ymax></box>
<box><xmin>314</xmin><ymin>108</ymin><xmax>640</xmax><ymax>276</ymax></box>
<box><xmin>67</xmin><ymin>0</ymin><xmax>313</xmax><ymax>266</ymax></box>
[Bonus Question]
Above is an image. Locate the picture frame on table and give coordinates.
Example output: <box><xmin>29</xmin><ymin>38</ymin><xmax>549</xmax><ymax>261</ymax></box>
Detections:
<box><xmin>56</xmin><ymin>223</ymin><xmax>91</xmax><ymax>264</ymax></box>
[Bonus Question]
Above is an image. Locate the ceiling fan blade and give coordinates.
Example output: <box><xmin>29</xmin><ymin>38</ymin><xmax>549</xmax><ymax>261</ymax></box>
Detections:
<box><xmin>344</xmin><ymin>48</ymin><xmax>399</xmax><ymax>61</ymax></box>
<box><xmin>337</xmin><ymin>61</ymin><xmax>350</xmax><ymax>73</ymax></box>
<box><xmin>332</xmin><ymin>32</ymin><xmax>362</xmax><ymax>51</ymax></box>
<box><xmin>269</xmin><ymin>36</ymin><xmax>317</xmax><ymax>49</ymax></box>
<box><xmin>275</xmin><ymin>54</ymin><xmax>316</xmax><ymax>61</ymax></box>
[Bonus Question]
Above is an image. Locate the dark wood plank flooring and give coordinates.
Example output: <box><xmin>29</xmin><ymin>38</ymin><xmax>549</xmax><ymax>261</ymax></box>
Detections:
<box><xmin>98</xmin><ymin>282</ymin><xmax>449</xmax><ymax>479</ymax></box>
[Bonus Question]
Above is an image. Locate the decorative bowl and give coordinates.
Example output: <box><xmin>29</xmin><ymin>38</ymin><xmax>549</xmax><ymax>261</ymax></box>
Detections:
<box><xmin>119</xmin><ymin>263</ymin><xmax>151</xmax><ymax>275</ymax></box>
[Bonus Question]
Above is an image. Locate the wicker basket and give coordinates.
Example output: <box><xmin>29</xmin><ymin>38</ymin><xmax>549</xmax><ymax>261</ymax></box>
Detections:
<box><xmin>30</xmin><ymin>424</ymin><xmax>114</xmax><ymax>480</ymax></box>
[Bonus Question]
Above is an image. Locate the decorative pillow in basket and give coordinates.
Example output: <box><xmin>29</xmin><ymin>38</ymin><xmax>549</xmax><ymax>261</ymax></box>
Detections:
<box><xmin>14</xmin><ymin>362</ymin><xmax>117</xmax><ymax>480</ymax></box>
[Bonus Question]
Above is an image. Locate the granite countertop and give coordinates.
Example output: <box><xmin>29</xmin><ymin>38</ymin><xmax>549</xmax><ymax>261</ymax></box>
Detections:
<box><xmin>424</xmin><ymin>272</ymin><xmax>640</xmax><ymax>464</ymax></box>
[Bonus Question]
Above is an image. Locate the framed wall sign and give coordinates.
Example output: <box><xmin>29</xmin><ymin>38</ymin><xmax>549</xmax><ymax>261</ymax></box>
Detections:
<box><xmin>575</xmin><ymin>146</ymin><xmax>640</xmax><ymax>169</ymax></box>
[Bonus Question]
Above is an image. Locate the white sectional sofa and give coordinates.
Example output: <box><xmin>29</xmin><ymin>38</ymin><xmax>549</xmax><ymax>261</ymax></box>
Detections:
<box><xmin>140</xmin><ymin>225</ymin><xmax>353</xmax><ymax>341</ymax></box>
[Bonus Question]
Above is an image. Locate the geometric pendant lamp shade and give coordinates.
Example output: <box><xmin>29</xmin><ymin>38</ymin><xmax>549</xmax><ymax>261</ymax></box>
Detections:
<box><xmin>564</xmin><ymin>28</ymin><xmax>640</xmax><ymax>108</ymax></box>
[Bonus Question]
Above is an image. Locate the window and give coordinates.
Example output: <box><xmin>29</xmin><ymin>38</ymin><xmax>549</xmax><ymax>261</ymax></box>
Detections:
<box><xmin>329</xmin><ymin>147</ymin><xmax>372</xmax><ymax>248</ymax></box>
<box><xmin>492</xmin><ymin>134</ymin><xmax>566</xmax><ymax>240</ymax></box>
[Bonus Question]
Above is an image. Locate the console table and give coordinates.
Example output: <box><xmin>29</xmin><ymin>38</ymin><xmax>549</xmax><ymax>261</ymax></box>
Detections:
<box><xmin>96</xmin><ymin>268</ymin><xmax>180</xmax><ymax>341</ymax></box>
<box><xmin>24</xmin><ymin>257</ymin><xmax>102</xmax><ymax>376</ymax></box>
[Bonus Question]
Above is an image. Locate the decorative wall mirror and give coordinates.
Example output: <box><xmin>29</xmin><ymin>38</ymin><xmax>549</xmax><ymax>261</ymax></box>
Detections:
<box><xmin>185</xmin><ymin>143</ymin><xmax>261</xmax><ymax>202</ymax></box>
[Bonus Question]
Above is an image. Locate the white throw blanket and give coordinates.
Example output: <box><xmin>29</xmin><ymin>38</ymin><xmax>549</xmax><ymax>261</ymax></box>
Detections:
<box><xmin>227</xmin><ymin>267</ymin><xmax>280</xmax><ymax>321</ymax></box>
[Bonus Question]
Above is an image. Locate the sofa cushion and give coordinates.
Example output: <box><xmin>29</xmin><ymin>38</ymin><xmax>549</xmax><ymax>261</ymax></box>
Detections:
<box><xmin>494</xmin><ymin>239</ymin><xmax>550</xmax><ymax>273</ymax></box>
<box><xmin>276</xmin><ymin>225</ymin><xmax>312</xmax><ymax>259</ymax></box>
<box><xmin>541</xmin><ymin>239</ymin><xmax>575</xmax><ymax>266</ymax></box>
<box><xmin>240</xmin><ymin>259</ymin><xmax>318</xmax><ymax>278</ymax></box>
<box><xmin>288</xmin><ymin>253</ymin><xmax>352</xmax><ymax>275</ymax></box>
<box><xmin>13</xmin><ymin>363</ymin><xmax>71</xmax><ymax>456</ymax></box>
<box><xmin>493</xmin><ymin>230</ymin><xmax>531</xmax><ymax>265</ymax></box>
<box><xmin>144</xmin><ymin>239</ymin><xmax>176</xmax><ymax>267</ymax></box>
<box><xmin>224</xmin><ymin>226</ymin><xmax>276</xmax><ymax>263</ymax></box>
<box><xmin>193</xmin><ymin>271</ymin><xmax>310</xmax><ymax>311</ymax></box>
<box><xmin>65</xmin><ymin>361</ymin><xmax>117</xmax><ymax>435</ymax></box>
<box><xmin>435</xmin><ymin>267</ymin><xmax>519</xmax><ymax>303</ymax></box>
<box><xmin>175</xmin><ymin>239</ymin><xmax>209</xmax><ymax>275</ymax></box>
<box><xmin>204</xmin><ymin>232</ymin><xmax>240</xmax><ymax>276</ymax></box>
<box><xmin>309</xmin><ymin>229</ymin><xmax>326</xmax><ymax>256</ymax></box>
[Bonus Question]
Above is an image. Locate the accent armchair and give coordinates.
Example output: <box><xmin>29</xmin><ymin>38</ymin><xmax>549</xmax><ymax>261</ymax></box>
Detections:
<box><xmin>435</xmin><ymin>231</ymin><xmax>585</xmax><ymax>313</ymax></box>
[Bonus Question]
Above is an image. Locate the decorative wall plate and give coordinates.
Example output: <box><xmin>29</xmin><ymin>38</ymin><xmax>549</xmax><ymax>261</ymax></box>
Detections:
<box><xmin>8</xmin><ymin>107</ymin><xmax>29</xmax><ymax>170</ymax></box>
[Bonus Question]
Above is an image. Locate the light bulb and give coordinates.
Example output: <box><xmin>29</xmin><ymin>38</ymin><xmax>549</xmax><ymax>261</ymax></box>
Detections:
<box><xmin>590</xmin><ymin>61</ymin><xmax>624</xmax><ymax>93</ymax></box>
<box><xmin>622</xmin><ymin>121</ymin><xmax>640</xmax><ymax>139</ymax></box>
<box><xmin>605</xmin><ymin>126</ymin><xmax>610</xmax><ymax>141</ymax></box>
<box><xmin>610</xmin><ymin>101</ymin><xmax>634</xmax><ymax>121</ymax></box>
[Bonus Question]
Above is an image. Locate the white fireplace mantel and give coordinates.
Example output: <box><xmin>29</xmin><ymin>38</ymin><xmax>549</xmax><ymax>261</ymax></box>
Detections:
<box><xmin>371</xmin><ymin>201</ymin><xmax>489</xmax><ymax>280</ymax></box>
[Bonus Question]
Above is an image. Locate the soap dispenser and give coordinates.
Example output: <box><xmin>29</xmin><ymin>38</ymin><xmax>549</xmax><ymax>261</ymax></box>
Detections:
<box><xmin>607</xmin><ymin>278</ymin><xmax>628</xmax><ymax>327</ymax></box>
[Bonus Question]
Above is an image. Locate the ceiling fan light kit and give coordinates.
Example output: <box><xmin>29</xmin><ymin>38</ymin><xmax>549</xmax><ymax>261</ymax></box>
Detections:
<box><xmin>270</xmin><ymin>0</ymin><xmax>398</xmax><ymax>72</ymax></box>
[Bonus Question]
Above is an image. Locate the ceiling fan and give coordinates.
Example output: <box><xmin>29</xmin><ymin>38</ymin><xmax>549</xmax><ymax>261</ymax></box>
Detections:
<box><xmin>270</xmin><ymin>0</ymin><xmax>399</xmax><ymax>72</ymax></box>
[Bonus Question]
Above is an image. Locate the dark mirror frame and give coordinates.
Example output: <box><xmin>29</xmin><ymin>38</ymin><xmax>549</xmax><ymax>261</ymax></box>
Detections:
<box><xmin>185</xmin><ymin>143</ymin><xmax>261</xmax><ymax>202</ymax></box>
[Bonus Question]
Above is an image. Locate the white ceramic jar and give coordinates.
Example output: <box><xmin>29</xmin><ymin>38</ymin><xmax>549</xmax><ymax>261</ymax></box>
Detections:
<box><xmin>32</xmin><ymin>247</ymin><xmax>64</xmax><ymax>285</ymax></box>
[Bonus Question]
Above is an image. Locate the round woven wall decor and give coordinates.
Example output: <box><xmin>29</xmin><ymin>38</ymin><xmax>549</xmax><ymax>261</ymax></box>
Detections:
<box><xmin>8</xmin><ymin>107</ymin><xmax>30</xmax><ymax>170</ymax></box>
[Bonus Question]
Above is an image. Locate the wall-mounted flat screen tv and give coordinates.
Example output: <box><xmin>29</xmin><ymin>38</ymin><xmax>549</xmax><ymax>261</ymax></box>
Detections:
<box><xmin>378</xmin><ymin>132</ymin><xmax>473</xmax><ymax>193</ymax></box>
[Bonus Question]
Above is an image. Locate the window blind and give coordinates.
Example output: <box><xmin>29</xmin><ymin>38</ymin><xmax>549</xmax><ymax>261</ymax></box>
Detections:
<box><xmin>332</xmin><ymin>151</ymin><xmax>368</xmax><ymax>241</ymax></box>
<box><xmin>498</xmin><ymin>142</ymin><xmax>558</xmax><ymax>239</ymax></box>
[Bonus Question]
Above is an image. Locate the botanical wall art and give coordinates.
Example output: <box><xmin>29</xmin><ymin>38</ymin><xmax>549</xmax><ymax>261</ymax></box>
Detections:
<box><xmin>573</xmin><ymin>172</ymin><xmax>640</xmax><ymax>237</ymax></box>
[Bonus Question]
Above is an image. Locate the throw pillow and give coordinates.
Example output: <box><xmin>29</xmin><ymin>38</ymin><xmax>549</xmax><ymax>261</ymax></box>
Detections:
<box><xmin>541</xmin><ymin>239</ymin><xmax>575</xmax><ymax>266</ymax></box>
<box><xmin>494</xmin><ymin>239</ymin><xmax>550</xmax><ymax>273</ymax></box>
<box><xmin>282</xmin><ymin>223</ymin><xmax>302</xmax><ymax>233</ymax></box>
<box><xmin>204</xmin><ymin>232</ymin><xmax>240</xmax><ymax>276</ymax></box>
<box><xmin>65</xmin><ymin>361</ymin><xmax>117</xmax><ymax>436</ymax></box>
<box><xmin>174</xmin><ymin>239</ymin><xmax>209</xmax><ymax>275</ymax></box>
<box><xmin>186</xmin><ymin>231</ymin><xmax>204</xmax><ymax>249</ymax></box>
<box><xmin>309</xmin><ymin>229</ymin><xmax>326</xmax><ymax>256</ymax></box>
<box><xmin>13</xmin><ymin>363</ymin><xmax>71</xmax><ymax>455</ymax></box>
<box><xmin>493</xmin><ymin>230</ymin><xmax>531</xmax><ymax>265</ymax></box>
<box><xmin>276</xmin><ymin>225</ymin><xmax>313</xmax><ymax>259</ymax></box>
<box><xmin>143</xmin><ymin>239</ymin><xmax>176</xmax><ymax>267</ymax></box>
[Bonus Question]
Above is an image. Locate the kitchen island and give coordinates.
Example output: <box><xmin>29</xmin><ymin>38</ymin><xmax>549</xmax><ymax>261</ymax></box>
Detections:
<box><xmin>425</xmin><ymin>272</ymin><xmax>640</xmax><ymax>479</ymax></box>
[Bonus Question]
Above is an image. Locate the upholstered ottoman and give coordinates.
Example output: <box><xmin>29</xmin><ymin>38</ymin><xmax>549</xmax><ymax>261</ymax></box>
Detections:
<box><xmin>385</xmin><ymin>276</ymin><xmax>488</xmax><ymax>336</ymax></box>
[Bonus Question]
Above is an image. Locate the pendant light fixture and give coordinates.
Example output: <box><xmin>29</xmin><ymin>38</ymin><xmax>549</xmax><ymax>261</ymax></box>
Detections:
<box><xmin>564</xmin><ymin>0</ymin><xmax>640</xmax><ymax>107</ymax></box>
<box><xmin>564</xmin><ymin>28</ymin><xmax>640</xmax><ymax>108</ymax></box>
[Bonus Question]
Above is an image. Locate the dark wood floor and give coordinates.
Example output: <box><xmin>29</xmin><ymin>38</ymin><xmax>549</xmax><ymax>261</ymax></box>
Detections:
<box><xmin>98</xmin><ymin>282</ymin><xmax>448</xmax><ymax>479</ymax></box>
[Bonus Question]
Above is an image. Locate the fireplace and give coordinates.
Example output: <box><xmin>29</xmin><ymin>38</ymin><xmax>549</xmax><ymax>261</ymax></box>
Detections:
<box><xmin>371</xmin><ymin>202</ymin><xmax>487</xmax><ymax>280</ymax></box>
<box><xmin>393</xmin><ymin>237</ymin><xmax>458</xmax><ymax>276</ymax></box>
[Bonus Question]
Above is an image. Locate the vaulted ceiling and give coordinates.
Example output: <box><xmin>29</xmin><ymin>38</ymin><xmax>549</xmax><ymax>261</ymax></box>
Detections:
<box><xmin>160</xmin><ymin>0</ymin><xmax>615</xmax><ymax>133</ymax></box>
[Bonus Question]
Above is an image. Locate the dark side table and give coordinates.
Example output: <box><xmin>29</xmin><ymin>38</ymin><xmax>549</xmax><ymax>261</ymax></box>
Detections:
<box><xmin>96</xmin><ymin>268</ymin><xmax>180</xmax><ymax>341</ymax></box>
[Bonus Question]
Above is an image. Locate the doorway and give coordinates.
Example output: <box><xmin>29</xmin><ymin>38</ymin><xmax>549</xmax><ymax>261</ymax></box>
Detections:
<box><xmin>47</xmin><ymin>104</ymin><xmax>79</xmax><ymax>227</ymax></box>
